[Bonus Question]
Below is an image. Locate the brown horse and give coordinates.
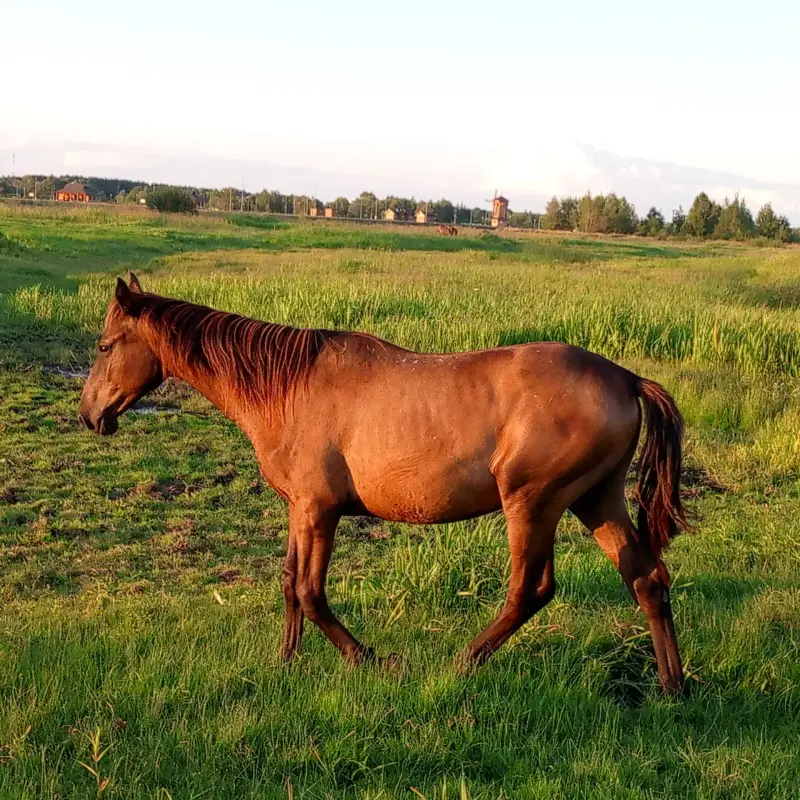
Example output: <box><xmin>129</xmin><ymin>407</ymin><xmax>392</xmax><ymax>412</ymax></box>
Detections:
<box><xmin>437</xmin><ymin>224</ymin><xmax>458</xmax><ymax>236</ymax></box>
<box><xmin>80</xmin><ymin>275</ymin><xmax>688</xmax><ymax>693</ymax></box>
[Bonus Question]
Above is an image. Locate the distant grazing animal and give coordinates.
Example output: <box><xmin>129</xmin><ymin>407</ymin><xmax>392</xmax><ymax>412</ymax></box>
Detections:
<box><xmin>438</xmin><ymin>224</ymin><xmax>458</xmax><ymax>236</ymax></box>
<box><xmin>79</xmin><ymin>274</ymin><xmax>688</xmax><ymax>694</ymax></box>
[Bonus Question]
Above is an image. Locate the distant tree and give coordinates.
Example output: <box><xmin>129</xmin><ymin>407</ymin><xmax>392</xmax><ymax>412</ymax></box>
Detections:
<box><xmin>121</xmin><ymin>185</ymin><xmax>149</xmax><ymax>205</ymax></box>
<box><xmin>542</xmin><ymin>196</ymin><xmax>573</xmax><ymax>230</ymax></box>
<box><xmin>330</xmin><ymin>196</ymin><xmax>350</xmax><ymax>217</ymax></box>
<box><xmin>603</xmin><ymin>194</ymin><xmax>638</xmax><ymax>234</ymax></box>
<box><xmin>467</xmin><ymin>206</ymin><xmax>484</xmax><ymax>225</ymax></box>
<box><xmin>293</xmin><ymin>195</ymin><xmax>314</xmax><ymax>215</ymax></box>
<box><xmin>147</xmin><ymin>187</ymin><xmax>196</xmax><ymax>213</ymax></box>
<box><xmin>208</xmin><ymin>189</ymin><xmax>228</xmax><ymax>210</ymax></box>
<box><xmin>713</xmin><ymin>196</ymin><xmax>755</xmax><ymax>240</ymax></box>
<box><xmin>455</xmin><ymin>205</ymin><xmax>473</xmax><ymax>224</ymax></box>
<box><xmin>561</xmin><ymin>197</ymin><xmax>580</xmax><ymax>231</ymax></box>
<box><xmin>508</xmin><ymin>211</ymin><xmax>532</xmax><ymax>228</ymax></box>
<box><xmin>755</xmin><ymin>203</ymin><xmax>792</xmax><ymax>241</ymax></box>
<box><xmin>577</xmin><ymin>193</ymin><xmax>606</xmax><ymax>233</ymax></box>
<box><xmin>19</xmin><ymin>175</ymin><xmax>36</xmax><ymax>197</ymax></box>
<box><xmin>21</xmin><ymin>175</ymin><xmax>36</xmax><ymax>197</ymax></box>
<box><xmin>36</xmin><ymin>176</ymin><xmax>55</xmax><ymax>199</ymax></box>
<box><xmin>639</xmin><ymin>207</ymin><xmax>665</xmax><ymax>236</ymax></box>
<box><xmin>668</xmin><ymin>206</ymin><xmax>686</xmax><ymax>235</ymax></box>
<box><xmin>266</xmin><ymin>191</ymin><xmax>289</xmax><ymax>213</ymax></box>
<box><xmin>684</xmin><ymin>192</ymin><xmax>722</xmax><ymax>237</ymax></box>
<box><xmin>349</xmin><ymin>191</ymin><xmax>377</xmax><ymax>218</ymax></box>
<box><xmin>542</xmin><ymin>197</ymin><xmax>560</xmax><ymax>230</ymax></box>
<box><xmin>430</xmin><ymin>198</ymin><xmax>455</xmax><ymax>223</ymax></box>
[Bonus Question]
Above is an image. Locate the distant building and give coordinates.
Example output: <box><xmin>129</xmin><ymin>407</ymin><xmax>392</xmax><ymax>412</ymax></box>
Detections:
<box><xmin>324</xmin><ymin>207</ymin><xmax>337</xmax><ymax>218</ymax></box>
<box><xmin>309</xmin><ymin>206</ymin><xmax>320</xmax><ymax>216</ymax></box>
<box><xmin>56</xmin><ymin>181</ymin><xmax>95</xmax><ymax>203</ymax></box>
<box><xmin>491</xmin><ymin>195</ymin><xmax>509</xmax><ymax>228</ymax></box>
<box><xmin>384</xmin><ymin>208</ymin><xmax>412</xmax><ymax>222</ymax></box>
<box><xmin>415</xmin><ymin>208</ymin><xmax>429</xmax><ymax>224</ymax></box>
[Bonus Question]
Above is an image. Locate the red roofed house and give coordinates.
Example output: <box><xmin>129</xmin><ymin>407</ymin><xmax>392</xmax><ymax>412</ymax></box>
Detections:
<box><xmin>56</xmin><ymin>181</ymin><xmax>95</xmax><ymax>202</ymax></box>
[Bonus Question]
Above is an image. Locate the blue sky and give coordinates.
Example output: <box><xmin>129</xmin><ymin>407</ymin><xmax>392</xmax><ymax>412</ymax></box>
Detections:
<box><xmin>2</xmin><ymin>0</ymin><xmax>799</xmax><ymax>219</ymax></box>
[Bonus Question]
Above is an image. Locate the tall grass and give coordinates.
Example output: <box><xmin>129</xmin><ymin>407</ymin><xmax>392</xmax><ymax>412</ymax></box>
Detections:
<box><xmin>9</xmin><ymin>256</ymin><xmax>800</xmax><ymax>376</ymax></box>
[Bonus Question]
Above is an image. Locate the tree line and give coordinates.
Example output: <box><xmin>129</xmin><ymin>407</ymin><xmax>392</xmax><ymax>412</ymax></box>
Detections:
<box><xmin>0</xmin><ymin>174</ymin><xmax>543</xmax><ymax>227</ymax></box>
<box><xmin>1</xmin><ymin>174</ymin><xmax>795</xmax><ymax>240</ymax></box>
<box><xmin>543</xmin><ymin>192</ymin><xmax>795</xmax><ymax>242</ymax></box>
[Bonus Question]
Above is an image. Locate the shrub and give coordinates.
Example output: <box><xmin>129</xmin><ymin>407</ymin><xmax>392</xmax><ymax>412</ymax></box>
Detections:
<box><xmin>146</xmin><ymin>188</ymin><xmax>196</xmax><ymax>214</ymax></box>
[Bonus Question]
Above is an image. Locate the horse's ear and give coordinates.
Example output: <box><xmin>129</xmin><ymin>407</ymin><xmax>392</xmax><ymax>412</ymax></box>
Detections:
<box><xmin>128</xmin><ymin>272</ymin><xmax>143</xmax><ymax>293</ymax></box>
<box><xmin>115</xmin><ymin>277</ymin><xmax>141</xmax><ymax>316</ymax></box>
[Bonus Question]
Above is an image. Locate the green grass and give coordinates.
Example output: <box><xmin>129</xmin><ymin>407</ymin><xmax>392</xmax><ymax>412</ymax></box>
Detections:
<box><xmin>0</xmin><ymin>204</ymin><xmax>799</xmax><ymax>798</ymax></box>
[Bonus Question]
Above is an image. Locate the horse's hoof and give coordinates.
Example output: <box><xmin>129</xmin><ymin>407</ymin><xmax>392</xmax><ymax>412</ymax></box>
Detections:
<box><xmin>454</xmin><ymin>648</ymin><xmax>480</xmax><ymax>676</ymax></box>
<box><xmin>660</xmin><ymin>675</ymin><xmax>686</xmax><ymax>697</ymax></box>
<box><xmin>281</xmin><ymin>648</ymin><xmax>301</xmax><ymax>664</ymax></box>
<box><xmin>381</xmin><ymin>652</ymin><xmax>409</xmax><ymax>677</ymax></box>
<box><xmin>342</xmin><ymin>646</ymin><xmax>377</xmax><ymax>668</ymax></box>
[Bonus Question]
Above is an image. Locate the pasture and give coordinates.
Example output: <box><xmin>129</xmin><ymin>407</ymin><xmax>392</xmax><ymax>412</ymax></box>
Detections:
<box><xmin>1</xmin><ymin>204</ymin><xmax>799</xmax><ymax>798</ymax></box>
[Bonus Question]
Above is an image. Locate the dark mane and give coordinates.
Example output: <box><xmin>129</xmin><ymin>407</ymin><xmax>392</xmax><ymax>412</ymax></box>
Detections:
<box><xmin>131</xmin><ymin>295</ymin><xmax>335</xmax><ymax>418</ymax></box>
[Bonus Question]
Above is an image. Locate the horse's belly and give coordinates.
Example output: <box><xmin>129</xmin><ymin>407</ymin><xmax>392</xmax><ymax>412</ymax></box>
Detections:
<box><xmin>350</xmin><ymin>455</ymin><xmax>502</xmax><ymax>524</ymax></box>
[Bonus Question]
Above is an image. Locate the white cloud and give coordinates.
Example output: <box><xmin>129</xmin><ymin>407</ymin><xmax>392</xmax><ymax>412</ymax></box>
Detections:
<box><xmin>483</xmin><ymin>139</ymin><xmax>608</xmax><ymax>199</ymax></box>
<box><xmin>484</xmin><ymin>143</ymin><xmax>800</xmax><ymax>221</ymax></box>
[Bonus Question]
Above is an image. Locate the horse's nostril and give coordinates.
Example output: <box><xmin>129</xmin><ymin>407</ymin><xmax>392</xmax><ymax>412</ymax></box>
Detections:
<box><xmin>79</xmin><ymin>413</ymin><xmax>94</xmax><ymax>431</ymax></box>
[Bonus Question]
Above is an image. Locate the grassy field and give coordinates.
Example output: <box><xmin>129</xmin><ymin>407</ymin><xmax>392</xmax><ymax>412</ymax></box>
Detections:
<box><xmin>1</xmin><ymin>204</ymin><xmax>799</xmax><ymax>798</ymax></box>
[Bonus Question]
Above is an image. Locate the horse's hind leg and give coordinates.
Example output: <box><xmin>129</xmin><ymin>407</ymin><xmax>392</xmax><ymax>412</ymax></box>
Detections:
<box><xmin>462</xmin><ymin>491</ymin><xmax>558</xmax><ymax>665</ymax></box>
<box><xmin>571</xmin><ymin>475</ymin><xmax>684</xmax><ymax>694</ymax></box>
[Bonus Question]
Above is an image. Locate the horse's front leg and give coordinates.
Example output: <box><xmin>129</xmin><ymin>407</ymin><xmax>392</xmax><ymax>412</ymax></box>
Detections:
<box><xmin>291</xmin><ymin>499</ymin><xmax>375</xmax><ymax>663</ymax></box>
<box><xmin>281</xmin><ymin>531</ymin><xmax>304</xmax><ymax>661</ymax></box>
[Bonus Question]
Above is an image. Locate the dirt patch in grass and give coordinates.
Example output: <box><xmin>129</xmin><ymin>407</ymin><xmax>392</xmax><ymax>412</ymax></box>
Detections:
<box><xmin>680</xmin><ymin>464</ymin><xmax>731</xmax><ymax>499</ymax></box>
<box><xmin>0</xmin><ymin>486</ymin><xmax>23</xmax><ymax>504</ymax></box>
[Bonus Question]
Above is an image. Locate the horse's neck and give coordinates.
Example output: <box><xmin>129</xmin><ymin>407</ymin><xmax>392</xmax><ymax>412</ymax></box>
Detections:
<box><xmin>144</xmin><ymin>319</ymin><xmax>246</xmax><ymax>424</ymax></box>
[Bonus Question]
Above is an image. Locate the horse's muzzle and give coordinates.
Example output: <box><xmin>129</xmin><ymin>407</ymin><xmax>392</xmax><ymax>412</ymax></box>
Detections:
<box><xmin>78</xmin><ymin>410</ymin><xmax>118</xmax><ymax>436</ymax></box>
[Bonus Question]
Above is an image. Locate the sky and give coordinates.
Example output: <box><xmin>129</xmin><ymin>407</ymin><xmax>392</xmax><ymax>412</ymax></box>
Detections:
<box><xmin>2</xmin><ymin>0</ymin><xmax>799</xmax><ymax>220</ymax></box>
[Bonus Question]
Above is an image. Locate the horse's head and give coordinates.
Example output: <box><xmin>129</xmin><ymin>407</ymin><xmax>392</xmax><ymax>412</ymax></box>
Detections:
<box><xmin>79</xmin><ymin>274</ymin><xmax>164</xmax><ymax>435</ymax></box>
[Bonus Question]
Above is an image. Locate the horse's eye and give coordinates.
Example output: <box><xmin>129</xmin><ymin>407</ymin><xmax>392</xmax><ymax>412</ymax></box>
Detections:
<box><xmin>98</xmin><ymin>343</ymin><xmax>111</xmax><ymax>354</ymax></box>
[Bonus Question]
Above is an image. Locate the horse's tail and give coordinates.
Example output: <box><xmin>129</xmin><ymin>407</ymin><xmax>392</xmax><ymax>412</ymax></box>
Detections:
<box><xmin>633</xmin><ymin>378</ymin><xmax>688</xmax><ymax>558</ymax></box>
